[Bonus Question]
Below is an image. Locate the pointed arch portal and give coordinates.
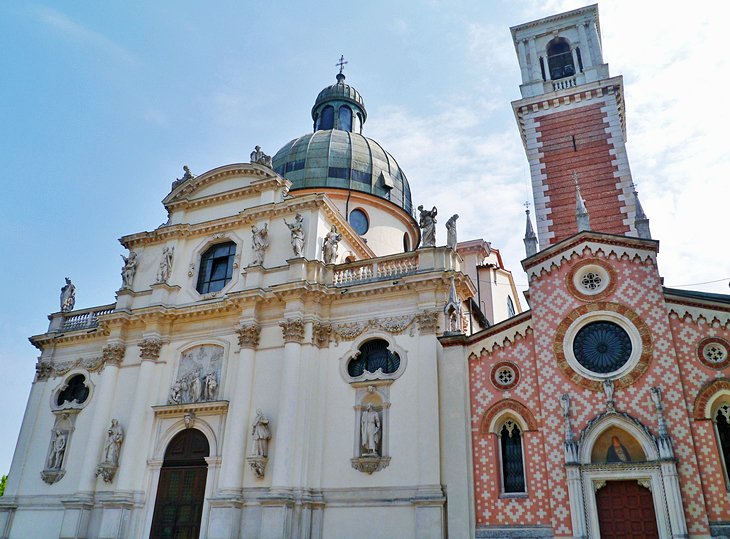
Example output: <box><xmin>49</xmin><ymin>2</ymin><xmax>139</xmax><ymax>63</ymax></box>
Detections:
<box><xmin>149</xmin><ymin>429</ymin><xmax>210</xmax><ymax>539</ymax></box>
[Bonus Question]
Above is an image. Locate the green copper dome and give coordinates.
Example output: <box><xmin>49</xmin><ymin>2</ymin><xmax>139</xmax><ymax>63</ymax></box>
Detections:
<box><xmin>273</xmin><ymin>73</ymin><xmax>412</xmax><ymax>214</ymax></box>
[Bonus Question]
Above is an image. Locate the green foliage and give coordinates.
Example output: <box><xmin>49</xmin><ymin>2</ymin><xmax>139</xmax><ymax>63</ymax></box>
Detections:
<box><xmin>0</xmin><ymin>475</ymin><xmax>7</xmax><ymax>496</ymax></box>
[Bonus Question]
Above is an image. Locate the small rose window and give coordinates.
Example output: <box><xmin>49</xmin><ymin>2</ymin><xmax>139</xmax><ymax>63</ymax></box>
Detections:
<box><xmin>491</xmin><ymin>362</ymin><xmax>519</xmax><ymax>390</ymax></box>
<box><xmin>698</xmin><ymin>338</ymin><xmax>730</xmax><ymax>369</ymax></box>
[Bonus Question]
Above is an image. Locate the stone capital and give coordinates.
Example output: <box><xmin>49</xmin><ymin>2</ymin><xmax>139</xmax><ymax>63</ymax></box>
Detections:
<box><xmin>236</xmin><ymin>324</ymin><xmax>261</xmax><ymax>350</ymax></box>
<box><xmin>280</xmin><ymin>318</ymin><xmax>305</xmax><ymax>344</ymax></box>
<box><xmin>415</xmin><ymin>311</ymin><xmax>439</xmax><ymax>335</ymax></box>
<box><xmin>102</xmin><ymin>344</ymin><xmax>126</xmax><ymax>366</ymax></box>
<box><xmin>312</xmin><ymin>323</ymin><xmax>332</xmax><ymax>348</ymax></box>
<box><xmin>139</xmin><ymin>338</ymin><xmax>162</xmax><ymax>360</ymax></box>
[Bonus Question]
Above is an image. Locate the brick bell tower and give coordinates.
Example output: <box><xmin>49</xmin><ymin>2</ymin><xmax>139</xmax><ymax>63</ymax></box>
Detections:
<box><xmin>512</xmin><ymin>4</ymin><xmax>641</xmax><ymax>248</ymax></box>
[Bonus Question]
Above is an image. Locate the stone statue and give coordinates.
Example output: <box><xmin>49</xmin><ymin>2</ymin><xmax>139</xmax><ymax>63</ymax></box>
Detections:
<box><xmin>560</xmin><ymin>394</ymin><xmax>570</xmax><ymax>417</ymax></box>
<box><xmin>204</xmin><ymin>372</ymin><xmax>218</xmax><ymax>401</ymax></box>
<box><xmin>322</xmin><ymin>225</ymin><xmax>342</xmax><ymax>264</ymax></box>
<box><xmin>168</xmin><ymin>382</ymin><xmax>182</xmax><ymax>405</ymax></box>
<box><xmin>102</xmin><ymin>419</ymin><xmax>124</xmax><ymax>466</ymax></box>
<box><xmin>446</xmin><ymin>214</ymin><xmax>459</xmax><ymax>250</ymax></box>
<box><xmin>603</xmin><ymin>379</ymin><xmax>615</xmax><ymax>412</ymax></box>
<box><xmin>251</xmin><ymin>409</ymin><xmax>271</xmax><ymax>457</ymax></box>
<box><xmin>171</xmin><ymin>165</ymin><xmax>195</xmax><ymax>191</ymax></box>
<box><xmin>284</xmin><ymin>213</ymin><xmax>305</xmax><ymax>257</ymax></box>
<box><xmin>156</xmin><ymin>246</ymin><xmax>174</xmax><ymax>283</ymax></box>
<box><xmin>120</xmin><ymin>251</ymin><xmax>138</xmax><ymax>289</ymax></box>
<box><xmin>251</xmin><ymin>223</ymin><xmax>269</xmax><ymax>266</ymax></box>
<box><xmin>190</xmin><ymin>370</ymin><xmax>203</xmax><ymax>403</ymax></box>
<box><xmin>48</xmin><ymin>430</ymin><xmax>67</xmax><ymax>469</ymax></box>
<box><xmin>60</xmin><ymin>278</ymin><xmax>76</xmax><ymax>312</ymax></box>
<box><xmin>250</xmin><ymin>145</ymin><xmax>272</xmax><ymax>168</ymax></box>
<box><xmin>418</xmin><ymin>205</ymin><xmax>438</xmax><ymax>248</ymax></box>
<box><xmin>360</xmin><ymin>404</ymin><xmax>381</xmax><ymax>456</ymax></box>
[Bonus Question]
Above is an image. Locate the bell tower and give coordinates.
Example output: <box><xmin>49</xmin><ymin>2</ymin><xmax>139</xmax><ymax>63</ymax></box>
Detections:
<box><xmin>511</xmin><ymin>4</ymin><xmax>640</xmax><ymax>247</ymax></box>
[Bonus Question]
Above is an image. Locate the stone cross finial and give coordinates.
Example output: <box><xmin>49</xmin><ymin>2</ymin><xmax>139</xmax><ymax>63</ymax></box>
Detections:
<box><xmin>336</xmin><ymin>55</ymin><xmax>348</xmax><ymax>75</ymax></box>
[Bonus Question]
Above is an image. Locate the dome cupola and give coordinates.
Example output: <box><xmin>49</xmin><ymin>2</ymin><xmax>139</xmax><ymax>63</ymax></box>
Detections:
<box><xmin>311</xmin><ymin>72</ymin><xmax>367</xmax><ymax>133</ymax></box>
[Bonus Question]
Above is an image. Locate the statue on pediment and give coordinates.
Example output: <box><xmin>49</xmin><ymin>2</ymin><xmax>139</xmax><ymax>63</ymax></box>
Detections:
<box><xmin>418</xmin><ymin>205</ymin><xmax>438</xmax><ymax>247</ymax></box>
<box><xmin>156</xmin><ymin>246</ymin><xmax>174</xmax><ymax>283</ymax></box>
<box><xmin>120</xmin><ymin>251</ymin><xmax>138</xmax><ymax>288</ymax></box>
<box><xmin>250</xmin><ymin>145</ymin><xmax>272</xmax><ymax>168</ymax></box>
<box><xmin>60</xmin><ymin>278</ymin><xmax>76</xmax><ymax>312</ymax></box>
<box><xmin>446</xmin><ymin>214</ymin><xmax>458</xmax><ymax>250</ymax></box>
<box><xmin>171</xmin><ymin>165</ymin><xmax>195</xmax><ymax>191</ymax></box>
<box><xmin>251</xmin><ymin>223</ymin><xmax>269</xmax><ymax>265</ymax></box>
<box><xmin>322</xmin><ymin>225</ymin><xmax>342</xmax><ymax>264</ymax></box>
<box><xmin>285</xmin><ymin>213</ymin><xmax>305</xmax><ymax>257</ymax></box>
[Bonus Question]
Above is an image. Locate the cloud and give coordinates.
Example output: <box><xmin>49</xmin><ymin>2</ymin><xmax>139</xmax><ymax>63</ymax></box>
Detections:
<box><xmin>31</xmin><ymin>5</ymin><xmax>136</xmax><ymax>64</ymax></box>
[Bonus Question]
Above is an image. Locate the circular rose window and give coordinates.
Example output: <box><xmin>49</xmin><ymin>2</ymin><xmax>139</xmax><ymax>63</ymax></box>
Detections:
<box><xmin>572</xmin><ymin>321</ymin><xmax>633</xmax><ymax>374</ymax></box>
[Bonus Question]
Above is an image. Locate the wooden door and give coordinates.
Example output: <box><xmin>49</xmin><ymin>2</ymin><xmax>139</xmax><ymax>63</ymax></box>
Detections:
<box><xmin>596</xmin><ymin>480</ymin><xmax>659</xmax><ymax>539</ymax></box>
<box><xmin>149</xmin><ymin>429</ymin><xmax>210</xmax><ymax>539</ymax></box>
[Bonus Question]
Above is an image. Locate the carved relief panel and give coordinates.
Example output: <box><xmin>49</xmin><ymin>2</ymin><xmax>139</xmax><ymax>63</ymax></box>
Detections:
<box><xmin>168</xmin><ymin>345</ymin><xmax>224</xmax><ymax>405</ymax></box>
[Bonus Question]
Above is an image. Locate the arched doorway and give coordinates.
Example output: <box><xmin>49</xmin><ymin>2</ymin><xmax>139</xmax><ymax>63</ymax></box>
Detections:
<box><xmin>596</xmin><ymin>480</ymin><xmax>659</xmax><ymax>538</ymax></box>
<box><xmin>150</xmin><ymin>429</ymin><xmax>210</xmax><ymax>539</ymax></box>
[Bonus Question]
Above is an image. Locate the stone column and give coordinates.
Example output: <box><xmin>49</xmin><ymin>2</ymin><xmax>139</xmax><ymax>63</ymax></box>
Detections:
<box><xmin>586</xmin><ymin>20</ymin><xmax>602</xmax><ymax>64</ymax></box>
<box><xmin>565</xmin><ymin>465</ymin><xmax>587</xmax><ymax>538</ymax></box>
<box><xmin>578</xmin><ymin>23</ymin><xmax>593</xmax><ymax>68</ymax></box>
<box><xmin>207</xmin><ymin>325</ymin><xmax>259</xmax><ymax>539</ymax></box>
<box><xmin>661</xmin><ymin>460</ymin><xmax>688</xmax><ymax>537</ymax></box>
<box><xmin>528</xmin><ymin>38</ymin><xmax>541</xmax><ymax>81</ymax></box>
<box><xmin>571</xmin><ymin>48</ymin><xmax>580</xmax><ymax>73</ymax></box>
<box><xmin>77</xmin><ymin>344</ymin><xmax>126</xmax><ymax>493</ymax></box>
<box><xmin>517</xmin><ymin>39</ymin><xmax>530</xmax><ymax>82</ymax></box>
<box><xmin>116</xmin><ymin>336</ymin><xmax>162</xmax><ymax>492</ymax></box>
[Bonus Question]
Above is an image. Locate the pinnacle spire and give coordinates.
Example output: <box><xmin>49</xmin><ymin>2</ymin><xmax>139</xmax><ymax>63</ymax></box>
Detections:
<box><xmin>573</xmin><ymin>172</ymin><xmax>591</xmax><ymax>232</ymax></box>
<box><xmin>632</xmin><ymin>183</ymin><xmax>652</xmax><ymax>239</ymax></box>
<box><xmin>523</xmin><ymin>203</ymin><xmax>538</xmax><ymax>257</ymax></box>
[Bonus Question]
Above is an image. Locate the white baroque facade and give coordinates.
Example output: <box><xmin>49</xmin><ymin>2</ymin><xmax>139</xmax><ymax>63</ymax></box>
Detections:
<box><xmin>0</xmin><ymin>74</ymin><xmax>518</xmax><ymax>538</ymax></box>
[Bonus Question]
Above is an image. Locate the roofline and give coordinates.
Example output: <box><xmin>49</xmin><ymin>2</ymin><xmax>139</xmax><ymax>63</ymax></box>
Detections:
<box><xmin>663</xmin><ymin>287</ymin><xmax>730</xmax><ymax>310</ymax></box>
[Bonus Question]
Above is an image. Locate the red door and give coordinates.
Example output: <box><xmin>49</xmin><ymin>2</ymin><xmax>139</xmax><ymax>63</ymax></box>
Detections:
<box><xmin>596</xmin><ymin>480</ymin><xmax>659</xmax><ymax>539</ymax></box>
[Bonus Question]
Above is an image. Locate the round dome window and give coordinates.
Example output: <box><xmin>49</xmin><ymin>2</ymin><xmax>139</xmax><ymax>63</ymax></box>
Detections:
<box><xmin>349</xmin><ymin>208</ymin><xmax>369</xmax><ymax>235</ymax></box>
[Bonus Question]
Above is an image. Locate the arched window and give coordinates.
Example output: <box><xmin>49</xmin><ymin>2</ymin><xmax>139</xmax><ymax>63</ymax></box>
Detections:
<box><xmin>547</xmin><ymin>38</ymin><xmax>575</xmax><ymax>80</ymax></box>
<box><xmin>499</xmin><ymin>419</ymin><xmax>526</xmax><ymax>493</ymax></box>
<box><xmin>319</xmin><ymin>105</ymin><xmax>334</xmax><ymax>130</ymax></box>
<box><xmin>347</xmin><ymin>339</ymin><xmax>401</xmax><ymax>377</ymax></box>
<box><xmin>339</xmin><ymin>106</ymin><xmax>352</xmax><ymax>132</ymax></box>
<box><xmin>403</xmin><ymin>233</ymin><xmax>410</xmax><ymax>252</ymax></box>
<box><xmin>356</xmin><ymin>113</ymin><xmax>363</xmax><ymax>133</ymax></box>
<box><xmin>716</xmin><ymin>403</ymin><xmax>730</xmax><ymax>485</ymax></box>
<box><xmin>507</xmin><ymin>296</ymin><xmax>516</xmax><ymax>318</ymax></box>
<box><xmin>150</xmin><ymin>429</ymin><xmax>210</xmax><ymax>538</ymax></box>
<box><xmin>197</xmin><ymin>241</ymin><xmax>236</xmax><ymax>294</ymax></box>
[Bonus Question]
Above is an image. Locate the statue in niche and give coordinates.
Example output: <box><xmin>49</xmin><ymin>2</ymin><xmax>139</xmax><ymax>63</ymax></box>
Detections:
<box><xmin>250</xmin><ymin>145</ymin><xmax>273</xmax><ymax>167</ymax></box>
<box><xmin>48</xmin><ymin>429</ymin><xmax>67</xmax><ymax>469</ymax></box>
<box><xmin>284</xmin><ymin>213</ymin><xmax>305</xmax><ymax>257</ymax></box>
<box><xmin>361</xmin><ymin>404</ymin><xmax>381</xmax><ymax>456</ymax></box>
<box><xmin>102</xmin><ymin>419</ymin><xmax>124</xmax><ymax>466</ymax></box>
<box><xmin>322</xmin><ymin>225</ymin><xmax>342</xmax><ymax>264</ymax></box>
<box><xmin>60</xmin><ymin>277</ymin><xmax>76</xmax><ymax>312</ymax></box>
<box><xmin>446</xmin><ymin>214</ymin><xmax>459</xmax><ymax>250</ymax></box>
<box><xmin>251</xmin><ymin>409</ymin><xmax>271</xmax><ymax>457</ymax></box>
<box><xmin>168</xmin><ymin>345</ymin><xmax>223</xmax><ymax>405</ymax></box>
<box><xmin>156</xmin><ymin>246</ymin><xmax>174</xmax><ymax>283</ymax></box>
<box><xmin>120</xmin><ymin>251</ymin><xmax>138</xmax><ymax>288</ymax></box>
<box><xmin>418</xmin><ymin>205</ymin><xmax>438</xmax><ymax>247</ymax></box>
<box><xmin>250</xmin><ymin>223</ymin><xmax>269</xmax><ymax>266</ymax></box>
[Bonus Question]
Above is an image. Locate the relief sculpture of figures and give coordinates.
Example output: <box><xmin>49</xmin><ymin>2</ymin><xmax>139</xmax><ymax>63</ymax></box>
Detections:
<box><xmin>156</xmin><ymin>246</ymin><xmax>174</xmax><ymax>283</ymax></box>
<box><xmin>102</xmin><ymin>419</ymin><xmax>124</xmax><ymax>466</ymax></box>
<box><xmin>48</xmin><ymin>430</ymin><xmax>67</xmax><ymax>469</ymax></box>
<box><xmin>418</xmin><ymin>205</ymin><xmax>438</xmax><ymax>248</ymax></box>
<box><xmin>120</xmin><ymin>251</ymin><xmax>138</xmax><ymax>289</ymax></box>
<box><xmin>284</xmin><ymin>213</ymin><xmax>305</xmax><ymax>257</ymax></box>
<box><xmin>446</xmin><ymin>214</ymin><xmax>459</xmax><ymax>250</ymax></box>
<box><xmin>250</xmin><ymin>223</ymin><xmax>269</xmax><ymax>266</ymax></box>
<box><xmin>322</xmin><ymin>225</ymin><xmax>342</xmax><ymax>264</ymax></box>
<box><xmin>251</xmin><ymin>409</ymin><xmax>271</xmax><ymax>457</ymax></box>
<box><xmin>60</xmin><ymin>278</ymin><xmax>76</xmax><ymax>312</ymax></box>
<box><xmin>361</xmin><ymin>404</ymin><xmax>381</xmax><ymax>456</ymax></box>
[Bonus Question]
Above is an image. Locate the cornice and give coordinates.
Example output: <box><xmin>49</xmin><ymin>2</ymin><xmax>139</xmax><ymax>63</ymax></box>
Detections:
<box><xmin>441</xmin><ymin>310</ymin><xmax>532</xmax><ymax>350</ymax></box>
<box><xmin>510</xmin><ymin>4</ymin><xmax>598</xmax><ymax>36</ymax></box>
<box><xmin>521</xmin><ymin>232</ymin><xmax>658</xmax><ymax>280</ymax></box>
<box><xmin>162</xmin><ymin>163</ymin><xmax>277</xmax><ymax>205</ymax></box>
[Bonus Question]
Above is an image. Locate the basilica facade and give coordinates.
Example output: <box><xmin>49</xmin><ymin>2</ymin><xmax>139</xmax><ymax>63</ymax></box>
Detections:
<box><xmin>2</xmin><ymin>4</ymin><xmax>730</xmax><ymax>539</ymax></box>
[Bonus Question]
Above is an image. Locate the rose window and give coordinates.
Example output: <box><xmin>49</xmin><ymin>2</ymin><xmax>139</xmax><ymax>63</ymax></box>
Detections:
<box><xmin>572</xmin><ymin>321</ymin><xmax>633</xmax><ymax>374</ymax></box>
<box><xmin>496</xmin><ymin>367</ymin><xmax>515</xmax><ymax>387</ymax></box>
<box><xmin>580</xmin><ymin>272</ymin><xmax>602</xmax><ymax>290</ymax></box>
<box><xmin>704</xmin><ymin>343</ymin><xmax>728</xmax><ymax>363</ymax></box>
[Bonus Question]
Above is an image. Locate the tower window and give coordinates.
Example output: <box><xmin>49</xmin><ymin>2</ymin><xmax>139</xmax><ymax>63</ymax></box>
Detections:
<box><xmin>196</xmin><ymin>241</ymin><xmax>236</xmax><ymax>294</ymax></box>
<box><xmin>507</xmin><ymin>296</ymin><xmax>516</xmax><ymax>317</ymax></box>
<box><xmin>339</xmin><ymin>106</ymin><xmax>352</xmax><ymax>132</ymax></box>
<box><xmin>499</xmin><ymin>420</ymin><xmax>526</xmax><ymax>493</ymax></box>
<box><xmin>547</xmin><ymin>38</ymin><xmax>575</xmax><ymax>80</ymax></box>
<box><xmin>319</xmin><ymin>105</ymin><xmax>334</xmax><ymax>130</ymax></box>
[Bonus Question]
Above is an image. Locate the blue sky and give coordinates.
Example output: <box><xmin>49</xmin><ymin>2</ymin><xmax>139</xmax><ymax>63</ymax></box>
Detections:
<box><xmin>1</xmin><ymin>1</ymin><xmax>728</xmax><ymax>475</ymax></box>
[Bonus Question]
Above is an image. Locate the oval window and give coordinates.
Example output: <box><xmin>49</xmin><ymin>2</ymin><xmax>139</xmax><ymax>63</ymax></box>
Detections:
<box><xmin>349</xmin><ymin>209</ymin><xmax>369</xmax><ymax>235</ymax></box>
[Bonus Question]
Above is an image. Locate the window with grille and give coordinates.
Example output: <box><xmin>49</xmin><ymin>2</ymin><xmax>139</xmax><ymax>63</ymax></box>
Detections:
<box><xmin>196</xmin><ymin>242</ymin><xmax>236</xmax><ymax>294</ymax></box>
<box><xmin>500</xmin><ymin>420</ymin><xmax>526</xmax><ymax>493</ymax></box>
<box><xmin>57</xmin><ymin>374</ymin><xmax>89</xmax><ymax>406</ymax></box>
<box><xmin>347</xmin><ymin>339</ymin><xmax>400</xmax><ymax>378</ymax></box>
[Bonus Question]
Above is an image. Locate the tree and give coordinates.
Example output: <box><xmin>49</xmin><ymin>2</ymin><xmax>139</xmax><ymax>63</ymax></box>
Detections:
<box><xmin>0</xmin><ymin>475</ymin><xmax>7</xmax><ymax>496</ymax></box>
